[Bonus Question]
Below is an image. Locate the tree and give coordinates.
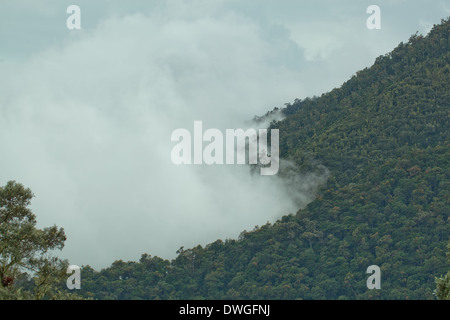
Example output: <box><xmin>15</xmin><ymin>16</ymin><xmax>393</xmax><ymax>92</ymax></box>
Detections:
<box><xmin>435</xmin><ymin>243</ymin><xmax>450</xmax><ymax>300</ymax></box>
<box><xmin>0</xmin><ymin>180</ymin><xmax>72</xmax><ymax>299</ymax></box>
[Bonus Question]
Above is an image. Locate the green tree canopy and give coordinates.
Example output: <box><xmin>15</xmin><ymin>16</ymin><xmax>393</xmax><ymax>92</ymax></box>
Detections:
<box><xmin>0</xmin><ymin>180</ymin><xmax>77</xmax><ymax>299</ymax></box>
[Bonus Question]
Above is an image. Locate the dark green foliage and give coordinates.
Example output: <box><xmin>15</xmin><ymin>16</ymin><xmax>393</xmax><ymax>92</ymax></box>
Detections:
<box><xmin>0</xmin><ymin>181</ymin><xmax>84</xmax><ymax>299</ymax></box>
<box><xmin>435</xmin><ymin>243</ymin><xmax>450</xmax><ymax>300</ymax></box>
<box><xmin>79</xmin><ymin>18</ymin><xmax>450</xmax><ymax>300</ymax></box>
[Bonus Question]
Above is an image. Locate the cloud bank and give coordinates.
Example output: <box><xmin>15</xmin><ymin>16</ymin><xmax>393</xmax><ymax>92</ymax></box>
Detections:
<box><xmin>0</xmin><ymin>0</ymin><xmax>446</xmax><ymax>269</ymax></box>
<box><xmin>0</xmin><ymin>5</ymin><xmax>323</xmax><ymax>269</ymax></box>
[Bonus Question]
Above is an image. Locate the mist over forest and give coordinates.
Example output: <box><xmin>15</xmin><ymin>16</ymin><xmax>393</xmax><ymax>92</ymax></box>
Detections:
<box><xmin>0</xmin><ymin>1</ymin><xmax>448</xmax><ymax>301</ymax></box>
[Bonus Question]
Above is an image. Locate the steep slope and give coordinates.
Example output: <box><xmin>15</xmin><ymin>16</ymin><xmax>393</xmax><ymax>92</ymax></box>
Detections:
<box><xmin>80</xmin><ymin>18</ymin><xmax>449</xmax><ymax>300</ymax></box>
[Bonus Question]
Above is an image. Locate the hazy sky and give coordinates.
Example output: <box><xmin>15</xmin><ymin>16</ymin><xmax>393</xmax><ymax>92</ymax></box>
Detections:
<box><xmin>0</xmin><ymin>0</ymin><xmax>448</xmax><ymax>269</ymax></box>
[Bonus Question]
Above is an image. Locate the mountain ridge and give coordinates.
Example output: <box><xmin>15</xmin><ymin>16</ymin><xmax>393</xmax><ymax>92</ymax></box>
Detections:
<box><xmin>78</xmin><ymin>17</ymin><xmax>450</xmax><ymax>300</ymax></box>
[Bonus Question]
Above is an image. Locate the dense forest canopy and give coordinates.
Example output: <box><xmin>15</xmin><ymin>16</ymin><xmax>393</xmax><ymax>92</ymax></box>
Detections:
<box><xmin>1</xmin><ymin>18</ymin><xmax>449</xmax><ymax>300</ymax></box>
<box><xmin>74</xmin><ymin>18</ymin><xmax>449</xmax><ymax>300</ymax></box>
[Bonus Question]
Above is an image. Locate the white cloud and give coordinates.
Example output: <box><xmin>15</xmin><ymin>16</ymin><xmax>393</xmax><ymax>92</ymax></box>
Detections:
<box><xmin>0</xmin><ymin>6</ymin><xmax>316</xmax><ymax>269</ymax></box>
<box><xmin>0</xmin><ymin>0</ymin><xmax>447</xmax><ymax>270</ymax></box>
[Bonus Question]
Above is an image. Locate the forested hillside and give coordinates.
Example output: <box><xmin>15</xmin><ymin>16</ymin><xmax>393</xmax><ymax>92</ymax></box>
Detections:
<box><xmin>78</xmin><ymin>18</ymin><xmax>450</xmax><ymax>300</ymax></box>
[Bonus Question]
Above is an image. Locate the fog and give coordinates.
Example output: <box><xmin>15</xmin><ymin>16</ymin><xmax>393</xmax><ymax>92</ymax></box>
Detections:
<box><xmin>0</xmin><ymin>6</ymin><xmax>316</xmax><ymax>269</ymax></box>
<box><xmin>0</xmin><ymin>0</ymin><xmax>446</xmax><ymax>269</ymax></box>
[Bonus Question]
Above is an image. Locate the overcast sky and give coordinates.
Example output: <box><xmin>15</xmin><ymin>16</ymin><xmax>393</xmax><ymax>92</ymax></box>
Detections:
<box><xmin>0</xmin><ymin>1</ymin><xmax>448</xmax><ymax>269</ymax></box>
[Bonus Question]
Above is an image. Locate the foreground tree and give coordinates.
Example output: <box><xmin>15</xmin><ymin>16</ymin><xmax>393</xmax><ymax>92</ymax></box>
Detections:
<box><xmin>0</xmin><ymin>180</ymin><xmax>79</xmax><ymax>299</ymax></box>
<box><xmin>435</xmin><ymin>243</ymin><xmax>450</xmax><ymax>300</ymax></box>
